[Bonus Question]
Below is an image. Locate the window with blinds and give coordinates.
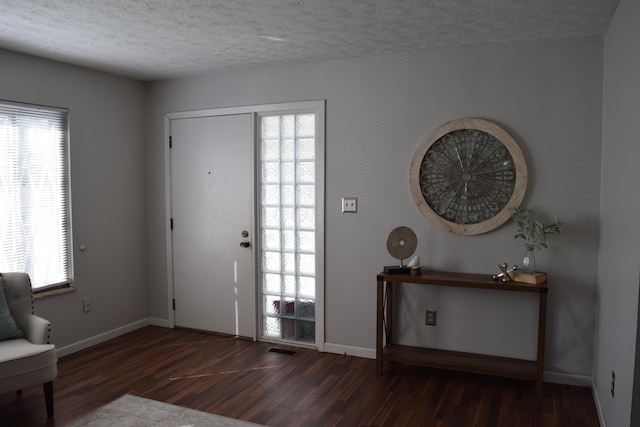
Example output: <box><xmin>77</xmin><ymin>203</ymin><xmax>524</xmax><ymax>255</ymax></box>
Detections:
<box><xmin>0</xmin><ymin>100</ymin><xmax>72</xmax><ymax>290</ymax></box>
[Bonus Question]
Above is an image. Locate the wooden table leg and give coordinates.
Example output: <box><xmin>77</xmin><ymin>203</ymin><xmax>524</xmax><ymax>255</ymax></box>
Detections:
<box><xmin>376</xmin><ymin>276</ymin><xmax>384</xmax><ymax>375</ymax></box>
<box><xmin>536</xmin><ymin>288</ymin><xmax>548</xmax><ymax>396</ymax></box>
<box><xmin>385</xmin><ymin>282</ymin><xmax>393</xmax><ymax>344</ymax></box>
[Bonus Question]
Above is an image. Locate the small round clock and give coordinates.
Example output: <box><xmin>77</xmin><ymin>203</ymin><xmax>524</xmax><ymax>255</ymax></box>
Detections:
<box><xmin>409</xmin><ymin>118</ymin><xmax>527</xmax><ymax>235</ymax></box>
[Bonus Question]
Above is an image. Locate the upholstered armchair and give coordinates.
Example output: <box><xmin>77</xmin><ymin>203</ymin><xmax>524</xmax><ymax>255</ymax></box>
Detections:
<box><xmin>0</xmin><ymin>272</ymin><xmax>57</xmax><ymax>417</ymax></box>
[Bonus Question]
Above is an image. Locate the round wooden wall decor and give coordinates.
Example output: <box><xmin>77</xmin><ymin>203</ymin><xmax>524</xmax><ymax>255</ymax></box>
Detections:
<box><xmin>409</xmin><ymin>118</ymin><xmax>527</xmax><ymax>235</ymax></box>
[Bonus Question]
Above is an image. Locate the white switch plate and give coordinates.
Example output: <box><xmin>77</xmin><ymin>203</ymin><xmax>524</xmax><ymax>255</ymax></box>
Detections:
<box><xmin>342</xmin><ymin>197</ymin><xmax>357</xmax><ymax>213</ymax></box>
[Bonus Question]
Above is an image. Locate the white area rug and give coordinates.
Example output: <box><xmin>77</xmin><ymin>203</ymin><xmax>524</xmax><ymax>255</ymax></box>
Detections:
<box><xmin>67</xmin><ymin>394</ymin><xmax>265</xmax><ymax>427</ymax></box>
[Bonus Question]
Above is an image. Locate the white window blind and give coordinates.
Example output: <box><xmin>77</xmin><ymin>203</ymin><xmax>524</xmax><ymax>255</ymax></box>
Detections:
<box><xmin>0</xmin><ymin>101</ymin><xmax>72</xmax><ymax>290</ymax></box>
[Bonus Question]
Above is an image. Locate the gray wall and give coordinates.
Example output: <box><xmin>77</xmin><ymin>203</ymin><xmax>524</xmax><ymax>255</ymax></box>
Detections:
<box><xmin>0</xmin><ymin>49</ymin><xmax>148</xmax><ymax>349</ymax></box>
<box><xmin>598</xmin><ymin>0</ymin><xmax>640</xmax><ymax>425</ymax></box>
<box><xmin>146</xmin><ymin>37</ymin><xmax>603</xmax><ymax>377</ymax></box>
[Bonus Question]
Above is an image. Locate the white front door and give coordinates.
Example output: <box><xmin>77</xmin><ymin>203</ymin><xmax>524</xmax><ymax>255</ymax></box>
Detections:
<box><xmin>170</xmin><ymin>114</ymin><xmax>254</xmax><ymax>338</ymax></box>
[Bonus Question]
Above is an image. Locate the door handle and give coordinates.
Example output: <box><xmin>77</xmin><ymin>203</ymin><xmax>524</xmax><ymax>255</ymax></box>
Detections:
<box><xmin>240</xmin><ymin>241</ymin><xmax>251</xmax><ymax>248</ymax></box>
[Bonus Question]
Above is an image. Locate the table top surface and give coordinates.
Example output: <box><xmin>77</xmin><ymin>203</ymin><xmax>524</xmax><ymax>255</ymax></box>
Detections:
<box><xmin>377</xmin><ymin>269</ymin><xmax>547</xmax><ymax>293</ymax></box>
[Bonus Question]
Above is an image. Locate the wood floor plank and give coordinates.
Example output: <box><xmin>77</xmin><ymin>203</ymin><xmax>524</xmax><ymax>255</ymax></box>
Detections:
<box><xmin>0</xmin><ymin>326</ymin><xmax>600</xmax><ymax>426</ymax></box>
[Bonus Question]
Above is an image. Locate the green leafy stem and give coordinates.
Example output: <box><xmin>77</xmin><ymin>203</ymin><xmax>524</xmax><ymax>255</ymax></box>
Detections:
<box><xmin>509</xmin><ymin>206</ymin><xmax>562</xmax><ymax>250</ymax></box>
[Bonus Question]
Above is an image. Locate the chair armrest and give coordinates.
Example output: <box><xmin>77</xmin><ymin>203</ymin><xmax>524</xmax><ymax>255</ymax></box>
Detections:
<box><xmin>17</xmin><ymin>314</ymin><xmax>51</xmax><ymax>344</ymax></box>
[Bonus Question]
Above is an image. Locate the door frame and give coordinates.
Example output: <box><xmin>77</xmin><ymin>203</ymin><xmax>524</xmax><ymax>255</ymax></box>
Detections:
<box><xmin>164</xmin><ymin>101</ymin><xmax>325</xmax><ymax>349</ymax></box>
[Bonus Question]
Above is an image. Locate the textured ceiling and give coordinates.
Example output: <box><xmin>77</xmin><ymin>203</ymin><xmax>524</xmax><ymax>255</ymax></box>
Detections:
<box><xmin>0</xmin><ymin>0</ymin><xmax>619</xmax><ymax>82</ymax></box>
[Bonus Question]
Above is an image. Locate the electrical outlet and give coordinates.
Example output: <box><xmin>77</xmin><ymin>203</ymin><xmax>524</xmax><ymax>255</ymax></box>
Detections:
<box><xmin>341</xmin><ymin>197</ymin><xmax>357</xmax><ymax>213</ymax></box>
<box><xmin>611</xmin><ymin>370</ymin><xmax>615</xmax><ymax>397</ymax></box>
<box><xmin>83</xmin><ymin>297</ymin><xmax>92</xmax><ymax>313</ymax></box>
<box><xmin>425</xmin><ymin>310</ymin><xmax>437</xmax><ymax>326</ymax></box>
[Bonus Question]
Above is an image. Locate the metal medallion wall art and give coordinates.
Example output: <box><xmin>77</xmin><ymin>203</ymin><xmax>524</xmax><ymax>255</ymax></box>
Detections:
<box><xmin>409</xmin><ymin>118</ymin><xmax>528</xmax><ymax>235</ymax></box>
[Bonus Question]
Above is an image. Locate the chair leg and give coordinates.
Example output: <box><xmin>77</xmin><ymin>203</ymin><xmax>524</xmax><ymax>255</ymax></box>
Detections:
<box><xmin>43</xmin><ymin>381</ymin><xmax>54</xmax><ymax>417</ymax></box>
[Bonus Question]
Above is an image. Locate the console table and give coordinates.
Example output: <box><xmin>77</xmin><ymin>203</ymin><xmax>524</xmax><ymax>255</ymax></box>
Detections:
<box><xmin>376</xmin><ymin>270</ymin><xmax>548</xmax><ymax>394</ymax></box>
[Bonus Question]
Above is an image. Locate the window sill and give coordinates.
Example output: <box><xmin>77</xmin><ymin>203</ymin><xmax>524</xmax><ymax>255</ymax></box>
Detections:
<box><xmin>34</xmin><ymin>286</ymin><xmax>77</xmax><ymax>299</ymax></box>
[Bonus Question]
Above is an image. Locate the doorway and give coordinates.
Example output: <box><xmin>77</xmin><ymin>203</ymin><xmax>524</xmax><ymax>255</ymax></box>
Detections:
<box><xmin>165</xmin><ymin>101</ymin><xmax>325</xmax><ymax>349</ymax></box>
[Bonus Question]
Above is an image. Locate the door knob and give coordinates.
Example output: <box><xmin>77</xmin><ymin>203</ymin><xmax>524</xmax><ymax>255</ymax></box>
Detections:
<box><xmin>240</xmin><ymin>241</ymin><xmax>251</xmax><ymax>248</ymax></box>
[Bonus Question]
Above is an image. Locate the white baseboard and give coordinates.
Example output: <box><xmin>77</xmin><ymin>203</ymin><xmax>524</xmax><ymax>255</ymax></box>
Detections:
<box><xmin>543</xmin><ymin>371</ymin><xmax>593</xmax><ymax>387</ymax></box>
<box><xmin>324</xmin><ymin>345</ymin><xmax>597</xmax><ymax>388</ymax></box>
<box><xmin>323</xmin><ymin>342</ymin><xmax>376</xmax><ymax>359</ymax></box>
<box><xmin>56</xmin><ymin>319</ymin><xmax>153</xmax><ymax>357</ymax></box>
<box><xmin>148</xmin><ymin>317</ymin><xmax>171</xmax><ymax>328</ymax></box>
<box><xmin>591</xmin><ymin>378</ymin><xmax>607</xmax><ymax>427</ymax></box>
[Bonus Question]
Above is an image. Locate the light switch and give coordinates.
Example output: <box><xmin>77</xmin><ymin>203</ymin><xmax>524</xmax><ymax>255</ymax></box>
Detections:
<box><xmin>342</xmin><ymin>197</ymin><xmax>357</xmax><ymax>213</ymax></box>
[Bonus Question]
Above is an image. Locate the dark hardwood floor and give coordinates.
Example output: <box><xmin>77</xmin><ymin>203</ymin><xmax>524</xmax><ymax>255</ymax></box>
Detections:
<box><xmin>0</xmin><ymin>326</ymin><xmax>600</xmax><ymax>426</ymax></box>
